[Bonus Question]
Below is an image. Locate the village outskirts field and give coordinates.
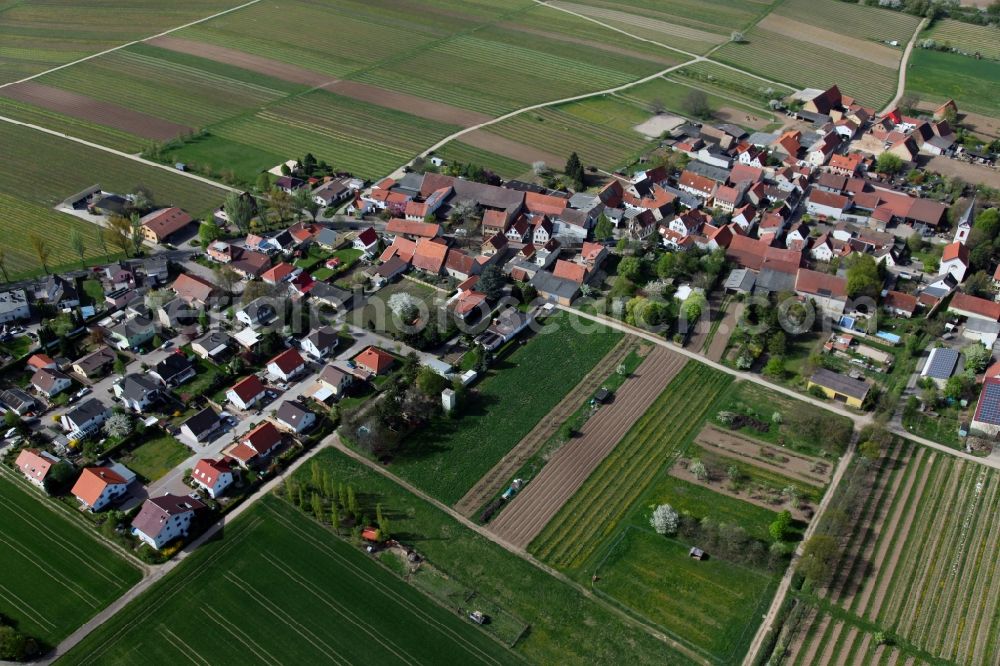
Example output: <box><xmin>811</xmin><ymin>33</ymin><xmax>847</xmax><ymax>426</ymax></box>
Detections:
<box><xmin>0</xmin><ymin>1</ymin><xmax>998</xmax><ymax>666</ymax></box>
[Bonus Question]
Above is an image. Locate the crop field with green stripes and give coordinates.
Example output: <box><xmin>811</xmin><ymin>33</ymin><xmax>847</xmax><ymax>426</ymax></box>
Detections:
<box><xmin>0</xmin><ymin>0</ymin><xmax>239</xmax><ymax>84</ymax></box>
<box><xmin>781</xmin><ymin>441</ymin><xmax>1000</xmax><ymax>665</ymax></box>
<box><xmin>0</xmin><ymin>473</ymin><xmax>142</xmax><ymax>647</ymax></box>
<box><xmin>923</xmin><ymin>19</ymin><xmax>1000</xmax><ymax>61</ymax></box>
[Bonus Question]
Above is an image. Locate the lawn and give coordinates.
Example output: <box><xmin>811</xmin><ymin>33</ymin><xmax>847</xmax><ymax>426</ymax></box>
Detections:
<box><xmin>0</xmin><ymin>122</ymin><xmax>225</xmax><ymax>279</ymax></box>
<box><xmin>278</xmin><ymin>448</ymin><xmax>700</xmax><ymax>665</ymax></box>
<box><xmin>352</xmin><ymin>280</ymin><xmax>443</xmax><ymax>337</ymax></box>
<box><xmin>616</xmin><ymin>76</ymin><xmax>770</xmax><ymax>129</ymax></box>
<box><xmin>907</xmin><ymin>48</ymin><xmax>1000</xmax><ymax>118</ymax></box>
<box><xmin>637</xmin><ymin>474</ymin><xmax>779</xmax><ymax>542</ymax></box>
<box><xmin>709</xmin><ymin>380</ymin><xmax>854</xmax><ymax>457</ymax></box>
<box><xmin>120</xmin><ymin>432</ymin><xmax>190</xmax><ymax>482</ymax></box>
<box><xmin>530</xmin><ymin>363</ymin><xmax>732</xmax><ymax>572</ymax></box>
<box><xmin>594</xmin><ymin>528</ymin><xmax>776</xmax><ymax>664</ymax></box>
<box><xmin>174</xmin><ymin>359</ymin><xmax>223</xmax><ymax>401</ymax></box>
<box><xmin>59</xmin><ymin>496</ymin><xmax>514</xmax><ymax>666</ymax></box>
<box><xmin>386</xmin><ymin>310</ymin><xmax>623</xmax><ymax>504</ymax></box>
<box><xmin>430</xmin><ymin>141</ymin><xmax>530</xmax><ymax>180</ymax></box>
<box><xmin>0</xmin><ymin>473</ymin><xmax>142</xmax><ymax>647</ymax></box>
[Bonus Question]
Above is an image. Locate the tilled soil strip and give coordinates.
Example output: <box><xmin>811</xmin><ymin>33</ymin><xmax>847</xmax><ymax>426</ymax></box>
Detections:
<box><xmin>694</xmin><ymin>424</ymin><xmax>830</xmax><ymax>487</ymax></box>
<box><xmin>783</xmin><ymin>608</ymin><xmax>817</xmax><ymax>664</ymax></box>
<box><xmin>0</xmin><ymin>81</ymin><xmax>191</xmax><ymax>140</ymax></box>
<box><xmin>835</xmin><ymin>626</ymin><xmax>860</xmax><ymax>666</ymax></box>
<box><xmin>147</xmin><ymin>35</ymin><xmax>335</xmax><ymax>87</ymax></box>
<box><xmin>488</xmin><ymin>349</ymin><xmax>685</xmax><ymax>548</ymax></box>
<box><xmin>964</xmin><ymin>510</ymin><xmax>1000</xmax><ymax>664</ymax></box>
<box><xmin>453</xmin><ymin>337</ymin><xmax>635</xmax><ymax>517</ymax></box>
<box><xmin>322</xmin><ymin>81</ymin><xmax>494</xmax><ymax>128</ymax></box>
<box><xmin>818</xmin><ymin>621</ymin><xmax>845</xmax><ymax>665</ymax></box>
<box><xmin>857</xmin><ymin>453</ymin><xmax>933</xmax><ymax>621</ymax></box>
<box><xmin>460</xmin><ymin>129</ymin><xmax>564</xmax><ymax>167</ymax></box>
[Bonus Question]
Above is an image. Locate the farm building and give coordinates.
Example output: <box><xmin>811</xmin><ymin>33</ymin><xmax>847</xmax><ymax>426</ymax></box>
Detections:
<box><xmin>140</xmin><ymin>207</ymin><xmax>194</xmax><ymax>243</ymax></box>
<box><xmin>972</xmin><ymin>377</ymin><xmax>1000</xmax><ymax>436</ymax></box>
<box><xmin>921</xmin><ymin>347</ymin><xmax>962</xmax><ymax>387</ymax></box>
<box><xmin>807</xmin><ymin>368</ymin><xmax>871</xmax><ymax>408</ymax></box>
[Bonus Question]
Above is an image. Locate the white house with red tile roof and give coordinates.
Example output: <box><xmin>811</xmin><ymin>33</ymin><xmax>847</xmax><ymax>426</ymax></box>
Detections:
<box><xmin>576</xmin><ymin>242</ymin><xmax>607</xmax><ymax>272</ymax></box>
<box><xmin>354</xmin><ymin>346</ymin><xmax>395</xmax><ymax>376</ymax></box>
<box><xmin>261</xmin><ymin>262</ymin><xmax>298</xmax><ymax>285</ymax></box>
<box><xmin>71</xmin><ymin>465</ymin><xmax>133</xmax><ymax>511</ymax></box>
<box><xmin>226</xmin><ymin>375</ymin><xmax>267</xmax><ymax>411</ymax></box>
<box><xmin>553</xmin><ymin>259</ymin><xmax>587</xmax><ymax>285</ymax></box>
<box><xmin>229</xmin><ymin>422</ymin><xmax>282</xmax><ymax>468</ymax></box>
<box><xmin>191</xmin><ymin>458</ymin><xmax>234</xmax><ymax>498</ymax></box>
<box><xmin>14</xmin><ymin>449</ymin><xmax>59</xmax><ymax>490</ymax></box>
<box><xmin>353</xmin><ymin>227</ymin><xmax>379</xmax><ymax>255</ymax></box>
<box><xmin>266</xmin><ymin>348</ymin><xmax>306</xmax><ymax>382</ymax></box>
<box><xmin>26</xmin><ymin>354</ymin><xmax>56</xmax><ymax>371</ymax></box>
<box><xmin>939</xmin><ymin>241</ymin><xmax>970</xmax><ymax>283</ymax></box>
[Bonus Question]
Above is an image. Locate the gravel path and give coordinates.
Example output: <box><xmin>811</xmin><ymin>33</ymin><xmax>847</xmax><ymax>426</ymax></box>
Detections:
<box><xmin>488</xmin><ymin>348</ymin><xmax>685</xmax><ymax>548</ymax></box>
<box><xmin>454</xmin><ymin>337</ymin><xmax>635</xmax><ymax>517</ymax></box>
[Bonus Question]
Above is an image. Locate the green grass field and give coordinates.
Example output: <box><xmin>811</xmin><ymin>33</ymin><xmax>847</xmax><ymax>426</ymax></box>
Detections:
<box><xmin>430</xmin><ymin>142</ymin><xmax>530</xmax><ymax>180</ymax></box>
<box><xmin>286</xmin><ymin>448</ymin><xmax>701</xmax><ymax>665</ymax></box>
<box><xmin>59</xmin><ymin>495</ymin><xmax>514</xmax><ymax>665</ymax></box>
<box><xmin>120</xmin><ymin>433</ymin><xmax>190</xmax><ymax>482</ymax></box>
<box><xmin>617</xmin><ymin>75</ymin><xmax>773</xmax><ymax>128</ymax></box>
<box><xmin>0</xmin><ymin>123</ymin><xmax>225</xmax><ymax>279</ymax></box>
<box><xmin>0</xmin><ymin>473</ymin><xmax>142</xmax><ymax>646</ymax></box>
<box><xmin>388</xmin><ymin>310</ymin><xmax>623</xmax><ymax>504</ymax></box>
<box><xmin>907</xmin><ymin>48</ymin><xmax>1000</xmax><ymax>118</ymax></box>
<box><xmin>0</xmin><ymin>0</ymin><xmax>240</xmax><ymax>84</ymax></box>
<box><xmin>594</xmin><ymin>528</ymin><xmax>776</xmax><ymax>664</ymax></box>
<box><xmin>530</xmin><ymin>363</ymin><xmax>732</xmax><ymax>571</ymax></box>
<box><xmin>670</xmin><ymin>61</ymin><xmax>795</xmax><ymax>109</ymax></box>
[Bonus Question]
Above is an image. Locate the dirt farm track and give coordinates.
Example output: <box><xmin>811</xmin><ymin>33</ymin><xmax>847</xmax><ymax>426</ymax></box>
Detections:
<box><xmin>489</xmin><ymin>348</ymin><xmax>686</xmax><ymax>548</ymax></box>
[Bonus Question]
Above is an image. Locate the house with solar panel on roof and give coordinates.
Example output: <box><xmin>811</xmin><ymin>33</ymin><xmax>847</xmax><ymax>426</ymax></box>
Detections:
<box><xmin>921</xmin><ymin>347</ymin><xmax>962</xmax><ymax>388</ymax></box>
<box><xmin>972</xmin><ymin>377</ymin><xmax>1000</xmax><ymax>437</ymax></box>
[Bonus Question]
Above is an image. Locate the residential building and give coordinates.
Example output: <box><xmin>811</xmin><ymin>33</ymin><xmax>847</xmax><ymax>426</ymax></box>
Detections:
<box><xmin>35</xmin><ymin>275</ymin><xmax>79</xmax><ymax>308</ymax></box>
<box><xmin>227</xmin><ymin>375</ymin><xmax>267</xmax><ymax>411</ymax></box>
<box><xmin>14</xmin><ymin>449</ymin><xmax>59</xmax><ymax>490</ymax></box>
<box><xmin>131</xmin><ymin>494</ymin><xmax>204</xmax><ymax>549</ymax></box>
<box><xmin>71</xmin><ymin>464</ymin><xmax>134</xmax><ymax>511</ymax></box>
<box><xmin>191</xmin><ymin>331</ymin><xmax>231</xmax><ymax>361</ymax></box>
<box><xmin>275</xmin><ymin>400</ymin><xmax>316</xmax><ymax>434</ymax></box>
<box><xmin>114</xmin><ymin>374</ymin><xmax>161</xmax><ymax>412</ymax></box>
<box><xmin>949</xmin><ymin>292</ymin><xmax>1000</xmax><ymax>322</ymax></box>
<box><xmin>353</xmin><ymin>227</ymin><xmax>379</xmax><ymax>255</ymax></box>
<box><xmin>228</xmin><ymin>421</ymin><xmax>282</xmax><ymax>468</ymax></box>
<box><xmin>306</xmin><ymin>365</ymin><xmax>352</xmax><ymax>402</ymax></box>
<box><xmin>191</xmin><ymin>458</ymin><xmax>235</xmax><ymax>498</ymax></box>
<box><xmin>61</xmin><ymin>399</ymin><xmax>111</xmax><ymax>437</ymax></box>
<box><xmin>108</xmin><ymin>315</ymin><xmax>156</xmax><ymax>351</ymax></box>
<box><xmin>301</xmin><ymin>326</ymin><xmax>339</xmax><ymax>360</ymax></box>
<box><xmin>266</xmin><ymin>348</ymin><xmax>306</xmax><ymax>382</ymax></box>
<box><xmin>73</xmin><ymin>347</ymin><xmax>118</xmax><ymax>379</ymax></box>
<box><xmin>151</xmin><ymin>353</ymin><xmax>196</xmax><ymax>387</ymax></box>
<box><xmin>31</xmin><ymin>368</ymin><xmax>72</xmax><ymax>398</ymax></box>
<box><xmin>0</xmin><ymin>289</ymin><xmax>31</xmax><ymax>323</ymax></box>
<box><xmin>354</xmin><ymin>346</ymin><xmax>395</xmax><ymax>376</ymax></box>
<box><xmin>236</xmin><ymin>297</ymin><xmax>278</xmax><ymax>328</ymax></box>
<box><xmin>171</xmin><ymin>274</ymin><xmax>217</xmax><ymax>307</ymax></box>
<box><xmin>795</xmin><ymin>269</ymin><xmax>849</xmax><ymax>319</ymax></box>
<box><xmin>1</xmin><ymin>388</ymin><xmax>37</xmax><ymax>415</ymax></box>
<box><xmin>180</xmin><ymin>407</ymin><xmax>223</xmax><ymax>444</ymax></box>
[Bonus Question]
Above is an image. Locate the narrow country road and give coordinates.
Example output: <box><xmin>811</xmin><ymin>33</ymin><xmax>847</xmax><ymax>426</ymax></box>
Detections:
<box><xmin>880</xmin><ymin>18</ymin><xmax>929</xmax><ymax>115</ymax></box>
<box><xmin>38</xmin><ymin>439</ymin><xmax>333</xmax><ymax>665</ymax></box>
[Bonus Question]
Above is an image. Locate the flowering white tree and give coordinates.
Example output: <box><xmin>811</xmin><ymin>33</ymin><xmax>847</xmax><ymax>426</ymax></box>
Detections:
<box><xmin>103</xmin><ymin>413</ymin><xmax>133</xmax><ymax>440</ymax></box>
<box><xmin>650</xmin><ymin>504</ymin><xmax>679</xmax><ymax>535</ymax></box>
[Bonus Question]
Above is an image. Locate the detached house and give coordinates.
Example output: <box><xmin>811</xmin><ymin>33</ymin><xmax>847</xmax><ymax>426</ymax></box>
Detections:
<box><xmin>227</xmin><ymin>375</ymin><xmax>267</xmax><ymax>411</ymax></box>
<box><xmin>151</xmin><ymin>353</ymin><xmax>196</xmax><ymax>387</ymax></box>
<box><xmin>180</xmin><ymin>407</ymin><xmax>222</xmax><ymax>443</ymax></box>
<box><xmin>171</xmin><ymin>273</ymin><xmax>217</xmax><ymax>307</ymax></box>
<box><xmin>266</xmin><ymin>348</ymin><xmax>306</xmax><ymax>382</ymax></box>
<box><xmin>306</xmin><ymin>365</ymin><xmax>353</xmax><ymax>402</ymax></box>
<box><xmin>31</xmin><ymin>368</ymin><xmax>72</xmax><ymax>398</ymax></box>
<box><xmin>301</xmin><ymin>326</ymin><xmax>339</xmax><ymax>360</ymax></box>
<box><xmin>114</xmin><ymin>374</ymin><xmax>161</xmax><ymax>412</ymax></box>
<box><xmin>108</xmin><ymin>315</ymin><xmax>156</xmax><ymax>351</ymax></box>
<box><xmin>71</xmin><ymin>465</ymin><xmax>134</xmax><ymax>511</ymax></box>
<box><xmin>131</xmin><ymin>494</ymin><xmax>204</xmax><ymax>550</ymax></box>
<box><xmin>15</xmin><ymin>449</ymin><xmax>59</xmax><ymax>490</ymax></box>
<box><xmin>229</xmin><ymin>422</ymin><xmax>283</xmax><ymax>468</ymax></box>
<box><xmin>354</xmin><ymin>346</ymin><xmax>395</xmax><ymax>376</ymax></box>
<box><xmin>353</xmin><ymin>227</ymin><xmax>379</xmax><ymax>255</ymax></box>
<box><xmin>191</xmin><ymin>458</ymin><xmax>234</xmax><ymax>498</ymax></box>
<box><xmin>274</xmin><ymin>400</ymin><xmax>316</xmax><ymax>434</ymax></box>
<box><xmin>795</xmin><ymin>269</ymin><xmax>849</xmax><ymax>320</ymax></box>
<box><xmin>72</xmin><ymin>346</ymin><xmax>116</xmax><ymax>379</ymax></box>
<box><xmin>61</xmin><ymin>399</ymin><xmax>110</xmax><ymax>438</ymax></box>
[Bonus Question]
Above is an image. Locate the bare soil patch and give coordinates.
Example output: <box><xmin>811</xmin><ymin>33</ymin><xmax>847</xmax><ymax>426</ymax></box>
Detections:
<box><xmin>633</xmin><ymin>113</ymin><xmax>684</xmax><ymax>139</ymax></box>
<box><xmin>819</xmin><ymin>621</ymin><xmax>846</xmax><ymax>664</ymax></box>
<box><xmin>461</xmin><ymin>129</ymin><xmax>564</xmax><ymax>166</ymax></box>
<box><xmin>0</xmin><ymin>82</ymin><xmax>190</xmax><ymax>140</ymax></box>
<box><xmin>322</xmin><ymin>80</ymin><xmax>491</xmax><ymax>128</ymax></box>
<box><xmin>488</xmin><ymin>348</ymin><xmax>686</xmax><ymax>548</ymax></box>
<box><xmin>707</xmin><ymin>301</ymin><xmax>742</xmax><ymax>363</ymax></box>
<box><xmin>695</xmin><ymin>424</ymin><xmax>832</xmax><ymax>486</ymax></box>
<box><xmin>148</xmin><ymin>35</ymin><xmax>334</xmax><ymax>87</ymax></box>
<box><xmin>454</xmin><ymin>337</ymin><xmax>637</xmax><ymax>517</ymax></box>
<box><xmin>925</xmin><ymin>155</ymin><xmax>1000</xmax><ymax>189</ymax></box>
<box><xmin>800</xmin><ymin>614</ymin><xmax>831</xmax><ymax>664</ymax></box>
<box><xmin>549</xmin><ymin>1</ymin><xmax>725</xmax><ymax>45</ymax></box>
<box><xmin>668</xmin><ymin>466</ymin><xmax>811</xmax><ymax>521</ymax></box>
<box><xmin>759</xmin><ymin>14</ymin><xmax>901</xmax><ymax>68</ymax></box>
<box><xmin>714</xmin><ymin>106</ymin><xmax>773</xmax><ymax>130</ymax></box>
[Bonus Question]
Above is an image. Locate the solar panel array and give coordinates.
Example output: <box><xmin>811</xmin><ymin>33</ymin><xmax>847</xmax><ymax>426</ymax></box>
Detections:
<box><xmin>925</xmin><ymin>348</ymin><xmax>960</xmax><ymax>380</ymax></box>
<box><xmin>976</xmin><ymin>379</ymin><xmax>1000</xmax><ymax>426</ymax></box>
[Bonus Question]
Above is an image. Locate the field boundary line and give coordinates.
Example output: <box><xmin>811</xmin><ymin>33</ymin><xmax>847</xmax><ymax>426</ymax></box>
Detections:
<box><xmin>201</xmin><ymin>604</ymin><xmax>285</xmax><ymax>665</ymax></box>
<box><xmin>0</xmin><ymin>535</ymin><xmax>101</xmax><ymax>608</ymax></box>
<box><xmin>329</xmin><ymin>436</ymin><xmax>712</xmax><ymax>665</ymax></box>
<box><xmin>156</xmin><ymin>626</ymin><xmax>211</xmax><ymax>666</ymax></box>
<box><xmin>0</xmin><ymin>0</ymin><xmax>263</xmax><ymax>92</ymax></box>
<box><xmin>0</xmin><ymin>583</ymin><xmax>56</xmax><ymax>631</ymax></box>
